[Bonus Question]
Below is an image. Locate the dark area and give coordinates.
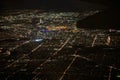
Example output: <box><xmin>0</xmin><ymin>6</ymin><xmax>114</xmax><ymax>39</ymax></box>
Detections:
<box><xmin>0</xmin><ymin>0</ymin><xmax>107</xmax><ymax>10</ymax></box>
<box><xmin>75</xmin><ymin>0</ymin><xmax>120</xmax><ymax>29</ymax></box>
<box><xmin>77</xmin><ymin>9</ymin><xmax>120</xmax><ymax>29</ymax></box>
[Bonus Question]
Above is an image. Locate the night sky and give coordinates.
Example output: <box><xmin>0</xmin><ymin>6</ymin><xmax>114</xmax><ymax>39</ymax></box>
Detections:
<box><xmin>0</xmin><ymin>0</ymin><xmax>119</xmax><ymax>10</ymax></box>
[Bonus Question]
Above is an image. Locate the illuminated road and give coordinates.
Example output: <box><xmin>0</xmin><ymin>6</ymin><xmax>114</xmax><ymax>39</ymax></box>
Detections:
<box><xmin>12</xmin><ymin>40</ymin><xmax>31</xmax><ymax>51</ymax></box>
<box><xmin>0</xmin><ymin>10</ymin><xmax>120</xmax><ymax>80</ymax></box>
<box><xmin>5</xmin><ymin>42</ymin><xmax>43</xmax><ymax>69</ymax></box>
<box><xmin>0</xmin><ymin>31</ymin><xmax>120</xmax><ymax>80</ymax></box>
<box><xmin>91</xmin><ymin>35</ymin><xmax>97</xmax><ymax>47</ymax></box>
<box><xmin>59</xmin><ymin>49</ymin><xmax>79</xmax><ymax>80</ymax></box>
<box><xmin>3</xmin><ymin>35</ymin><xmax>73</xmax><ymax>80</ymax></box>
<box><xmin>32</xmin><ymin>36</ymin><xmax>72</xmax><ymax>80</ymax></box>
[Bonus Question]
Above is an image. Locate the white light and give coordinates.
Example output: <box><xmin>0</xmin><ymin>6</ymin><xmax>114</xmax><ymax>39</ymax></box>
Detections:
<box><xmin>35</xmin><ymin>39</ymin><xmax>43</xmax><ymax>42</ymax></box>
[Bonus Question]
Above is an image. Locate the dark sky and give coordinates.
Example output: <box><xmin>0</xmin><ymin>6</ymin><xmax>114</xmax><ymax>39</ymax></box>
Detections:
<box><xmin>0</xmin><ymin>0</ymin><xmax>119</xmax><ymax>16</ymax></box>
<box><xmin>0</xmin><ymin>0</ymin><xmax>118</xmax><ymax>10</ymax></box>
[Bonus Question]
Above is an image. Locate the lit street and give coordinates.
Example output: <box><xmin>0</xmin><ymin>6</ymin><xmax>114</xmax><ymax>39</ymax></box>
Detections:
<box><xmin>0</xmin><ymin>10</ymin><xmax>120</xmax><ymax>80</ymax></box>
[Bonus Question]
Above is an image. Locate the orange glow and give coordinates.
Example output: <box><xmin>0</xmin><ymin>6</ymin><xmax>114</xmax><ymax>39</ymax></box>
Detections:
<box><xmin>46</xmin><ymin>26</ymin><xmax>68</xmax><ymax>31</ymax></box>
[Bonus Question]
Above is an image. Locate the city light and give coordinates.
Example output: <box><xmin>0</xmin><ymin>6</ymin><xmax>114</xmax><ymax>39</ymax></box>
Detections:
<box><xmin>116</xmin><ymin>75</ymin><xmax>120</xmax><ymax>78</ymax></box>
<box><xmin>34</xmin><ymin>39</ymin><xmax>43</xmax><ymax>42</ymax></box>
<box><xmin>0</xmin><ymin>10</ymin><xmax>120</xmax><ymax>80</ymax></box>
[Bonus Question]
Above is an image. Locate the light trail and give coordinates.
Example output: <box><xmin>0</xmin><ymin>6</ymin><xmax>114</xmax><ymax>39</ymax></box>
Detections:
<box><xmin>5</xmin><ymin>43</ymin><xmax>43</xmax><ymax>69</ymax></box>
<box><xmin>59</xmin><ymin>49</ymin><xmax>79</xmax><ymax>80</ymax></box>
<box><xmin>106</xmin><ymin>36</ymin><xmax>111</xmax><ymax>46</ymax></box>
<box><xmin>32</xmin><ymin>36</ymin><xmax>72</xmax><ymax>80</ymax></box>
<box><xmin>72</xmin><ymin>54</ymin><xmax>90</xmax><ymax>61</ymax></box>
<box><xmin>91</xmin><ymin>35</ymin><xmax>97</xmax><ymax>47</ymax></box>
<box><xmin>11</xmin><ymin>40</ymin><xmax>30</xmax><ymax>51</ymax></box>
<box><xmin>5</xmin><ymin>43</ymin><xmax>44</xmax><ymax>80</ymax></box>
<box><xmin>59</xmin><ymin>56</ymin><xmax>77</xmax><ymax>80</ymax></box>
<box><xmin>6</xmin><ymin>38</ymin><xmax>66</xmax><ymax>79</ymax></box>
<box><xmin>108</xmin><ymin>66</ymin><xmax>112</xmax><ymax>80</ymax></box>
<box><xmin>107</xmin><ymin>66</ymin><xmax>120</xmax><ymax>80</ymax></box>
<box><xmin>31</xmin><ymin>44</ymin><xmax>43</xmax><ymax>52</ymax></box>
<box><xmin>6</xmin><ymin>40</ymin><xmax>62</xmax><ymax>80</ymax></box>
<box><xmin>52</xmin><ymin>37</ymin><xmax>71</xmax><ymax>56</ymax></box>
